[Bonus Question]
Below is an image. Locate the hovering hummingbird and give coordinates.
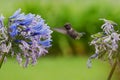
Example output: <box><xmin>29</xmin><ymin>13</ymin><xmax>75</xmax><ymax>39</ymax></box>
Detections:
<box><xmin>53</xmin><ymin>23</ymin><xmax>85</xmax><ymax>40</ymax></box>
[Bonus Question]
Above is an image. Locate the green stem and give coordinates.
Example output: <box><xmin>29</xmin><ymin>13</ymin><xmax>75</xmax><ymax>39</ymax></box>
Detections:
<box><xmin>107</xmin><ymin>59</ymin><xmax>117</xmax><ymax>80</ymax></box>
<box><xmin>0</xmin><ymin>53</ymin><xmax>6</xmax><ymax>69</ymax></box>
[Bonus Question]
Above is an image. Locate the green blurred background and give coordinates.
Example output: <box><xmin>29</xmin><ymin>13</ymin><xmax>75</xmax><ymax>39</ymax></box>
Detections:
<box><xmin>0</xmin><ymin>0</ymin><xmax>120</xmax><ymax>80</ymax></box>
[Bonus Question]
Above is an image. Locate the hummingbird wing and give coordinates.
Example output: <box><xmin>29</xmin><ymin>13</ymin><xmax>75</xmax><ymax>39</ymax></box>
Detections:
<box><xmin>52</xmin><ymin>27</ymin><xmax>67</xmax><ymax>34</ymax></box>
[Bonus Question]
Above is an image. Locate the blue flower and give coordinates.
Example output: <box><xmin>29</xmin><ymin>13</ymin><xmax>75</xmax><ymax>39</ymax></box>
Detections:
<box><xmin>88</xmin><ymin>19</ymin><xmax>120</xmax><ymax>68</ymax></box>
<box><xmin>9</xmin><ymin>9</ymin><xmax>53</xmax><ymax>67</ymax></box>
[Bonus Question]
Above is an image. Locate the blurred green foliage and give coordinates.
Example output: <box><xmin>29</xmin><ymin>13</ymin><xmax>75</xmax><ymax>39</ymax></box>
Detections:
<box><xmin>0</xmin><ymin>57</ymin><xmax>118</xmax><ymax>80</ymax></box>
<box><xmin>1</xmin><ymin>0</ymin><xmax>120</xmax><ymax>56</ymax></box>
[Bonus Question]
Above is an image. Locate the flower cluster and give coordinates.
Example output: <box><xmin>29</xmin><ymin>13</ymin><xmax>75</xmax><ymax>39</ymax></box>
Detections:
<box><xmin>0</xmin><ymin>15</ymin><xmax>12</xmax><ymax>66</ymax></box>
<box><xmin>0</xmin><ymin>9</ymin><xmax>52</xmax><ymax>67</ymax></box>
<box><xmin>87</xmin><ymin>19</ymin><xmax>120</xmax><ymax>68</ymax></box>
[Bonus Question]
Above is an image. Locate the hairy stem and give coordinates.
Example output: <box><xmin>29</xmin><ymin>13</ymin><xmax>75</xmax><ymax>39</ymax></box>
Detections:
<box><xmin>107</xmin><ymin>59</ymin><xmax>117</xmax><ymax>80</ymax></box>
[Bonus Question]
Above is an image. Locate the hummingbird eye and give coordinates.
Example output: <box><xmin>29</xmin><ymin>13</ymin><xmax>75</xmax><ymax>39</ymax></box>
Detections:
<box><xmin>64</xmin><ymin>23</ymin><xmax>71</xmax><ymax>30</ymax></box>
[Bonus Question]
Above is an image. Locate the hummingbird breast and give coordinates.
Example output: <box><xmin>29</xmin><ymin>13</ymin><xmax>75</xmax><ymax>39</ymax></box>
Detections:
<box><xmin>67</xmin><ymin>30</ymin><xmax>78</xmax><ymax>39</ymax></box>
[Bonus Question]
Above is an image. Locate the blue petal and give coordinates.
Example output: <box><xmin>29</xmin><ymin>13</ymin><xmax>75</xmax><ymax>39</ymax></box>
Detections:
<box><xmin>14</xmin><ymin>40</ymin><xmax>22</xmax><ymax>43</ymax></box>
<box><xmin>32</xmin><ymin>21</ymin><xmax>44</xmax><ymax>31</ymax></box>
<box><xmin>23</xmin><ymin>28</ymin><xmax>30</xmax><ymax>32</ymax></box>
<box><xmin>19</xmin><ymin>14</ymin><xmax>34</xmax><ymax>26</ymax></box>
<box><xmin>15</xmin><ymin>13</ymin><xmax>25</xmax><ymax>20</ymax></box>
<box><xmin>10</xmin><ymin>30</ymin><xmax>18</xmax><ymax>37</ymax></box>
<box><xmin>9</xmin><ymin>9</ymin><xmax>21</xmax><ymax>19</ymax></box>
<box><xmin>9</xmin><ymin>23</ymin><xmax>18</xmax><ymax>37</ymax></box>
<box><xmin>89</xmin><ymin>53</ymin><xmax>99</xmax><ymax>59</ymax></box>
<box><xmin>31</xmin><ymin>32</ymin><xmax>41</xmax><ymax>36</ymax></box>
<box><xmin>0</xmin><ymin>15</ymin><xmax>4</xmax><ymax>28</ymax></box>
<box><xmin>39</xmin><ymin>39</ymin><xmax>52</xmax><ymax>47</ymax></box>
<box><xmin>28</xmin><ymin>42</ymin><xmax>32</xmax><ymax>45</ymax></box>
<box><xmin>38</xmin><ymin>28</ymin><xmax>51</xmax><ymax>35</ymax></box>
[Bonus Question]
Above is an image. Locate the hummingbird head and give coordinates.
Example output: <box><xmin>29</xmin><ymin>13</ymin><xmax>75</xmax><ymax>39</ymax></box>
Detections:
<box><xmin>64</xmin><ymin>23</ymin><xmax>71</xmax><ymax>30</ymax></box>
